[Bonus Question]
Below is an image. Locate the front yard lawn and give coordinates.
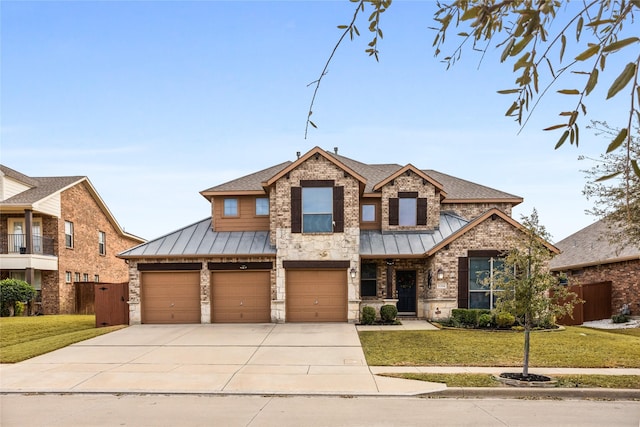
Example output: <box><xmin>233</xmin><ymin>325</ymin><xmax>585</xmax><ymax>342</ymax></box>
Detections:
<box><xmin>383</xmin><ymin>373</ymin><xmax>640</xmax><ymax>389</ymax></box>
<box><xmin>359</xmin><ymin>326</ymin><xmax>640</xmax><ymax>368</ymax></box>
<box><xmin>0</xmin><ymin>315</ymin><xmax>125</xmax><ymax>363</ymax></box>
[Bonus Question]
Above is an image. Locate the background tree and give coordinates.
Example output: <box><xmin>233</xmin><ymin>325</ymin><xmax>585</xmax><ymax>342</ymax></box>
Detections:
<box><xmin>492</xmin><ymin>210</ymin><xmax>578</xmax><ymax>379</ymax></box>
<box><xmin>0</xmin><ymin>279</ymin><xmax>36</xmax><ymax>317</ymax></box>
<box><xmin>308</xmin><ymin>0</ymin><xmax>640</xmax><ymax>181</ymax></box>
<box><xmin>580</xmin><ymin>120</ymin><xmax>640</xmax><ymax>245</ymax></box>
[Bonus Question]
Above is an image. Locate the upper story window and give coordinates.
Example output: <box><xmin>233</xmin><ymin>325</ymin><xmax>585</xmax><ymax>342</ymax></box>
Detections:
<box><xmin>223</xmin><ymin>198</ymin><xmax>238</xmax><ymax>217</ymax></box>
<box><xmin>65</xmin><ymin>272</ymin><xmax>72</xmax><ymax>283</ymax></box>
<box><xmin>291</xmin><ymin>180</ymin><xmax>344</xmax><ymax>234</ymax></box>
<box><xmin>74</xmin><ymin>272</ymin><xmax>80</xmax><ymax>282</ymax></box>
<box><xmin>469</xmin><ymin>257</ymin><xmax>505</xmax><ymax>309</ymax></box>
<box><xmin>83</xmin><ymin>273</ymin><xmax>89</xmax><ymax>282</ymax></box>
<box><xmin>361</xmin><ymin>204</ymin><xmax>376</xmax><ymax>222</ymax></box>
<box><xmin>398</xmin><ymin>198</ymin><xmax>417</xmax><ymax>226</ymax></box>
<box><xmin>302</xmin><ymin>187</ymin><xmax>333</xmax><ymax>233</ymax></box>
<box><xmin>98</xmin><ymin>231</ymin><xmax>106</xmax><ymax>255</ymax></box>
<box><xmin>65</xmin><ymin>221</ymin><xmax>74</xmax><ymax>248</ymax></box>
<box><xmin>389</xmin><ymin>192</ymin><xmax>427</xmax><ymax>227</ymax></box>
<box><xmin>255</xmin><ymin>197</ymin><xmax>269</xmax><ymax>216</ymax></box>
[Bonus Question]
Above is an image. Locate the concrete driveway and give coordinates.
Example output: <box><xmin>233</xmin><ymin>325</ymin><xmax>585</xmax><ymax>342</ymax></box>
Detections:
<box><xmin>0</xmin><ymin>323</ymin><xmax>444</xmax><ymax>396</ymax></box>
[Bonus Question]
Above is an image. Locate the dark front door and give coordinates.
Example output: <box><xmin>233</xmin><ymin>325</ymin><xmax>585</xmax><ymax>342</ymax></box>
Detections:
<box><xmin>396</xmin><ymin>270</ymin><xmax>416</xmax><ymax>314</ymax></box>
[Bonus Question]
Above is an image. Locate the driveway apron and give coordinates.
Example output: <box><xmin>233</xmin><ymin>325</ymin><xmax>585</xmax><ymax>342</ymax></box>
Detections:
<box><xmin>0</xmin><ymin>323</ymin><xmax>444</xmax><ymax>396</ymax></box>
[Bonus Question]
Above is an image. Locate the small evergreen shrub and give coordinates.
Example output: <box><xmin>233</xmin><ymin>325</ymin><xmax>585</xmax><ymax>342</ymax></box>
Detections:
<box><xmin>380</xmin><ymin>304</ymin><xmax>398</xmax><ymax>323</ymax></box>
<box><xmin>0</xmin><ymin>279</ymin><xmax>36</xmax><ymax>317</ymax></box>
<box><xmin>612</xmin><ymin>313</ymin><xmax>630</xmax><ymax>324</ymax></box>
<box><xmin>361</xmin><ymin>306</ymin><xmax>376</xmax><ymax>325</ymax></box>
<box><xmin>451</xmin><ymin>308</ymin><xmax>491</xmax><ymax>327</ymax></box>
<box><xmin>478</xmin><ymin>313</ymin><xmax>493</xmax><ymax>328</ymax></box>
<box><xmin>494</xmin><ymin>311</ymin><xmax>516</xmax><ymax>328</ymax></box>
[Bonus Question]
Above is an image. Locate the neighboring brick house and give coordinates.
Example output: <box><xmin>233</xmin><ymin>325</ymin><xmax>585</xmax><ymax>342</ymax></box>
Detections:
<box><xmin>0</xmin><ymin>165</ymin><xmax>145</xmax><ymax>314</ymax></box>
<box><xmin>550</xmin><ymin>219</ymin><xmax>640</xmax><ymax>320</ymax></box>
<box><xmin>119</xmin><ymin>146</ymin><xmax>555</xmax><ymax>324</ymax></box>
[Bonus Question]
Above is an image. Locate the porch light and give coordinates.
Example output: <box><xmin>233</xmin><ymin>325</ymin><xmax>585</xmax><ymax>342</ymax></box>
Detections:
<box><xmin>350</xmin><ymin>267</ymin><xmax>357</xmax><ymax>279</ymax></box>
<box><xmin>437</xmin><ymin>268</ymin><xmax>444</xmax><ymax>280</ymax></box>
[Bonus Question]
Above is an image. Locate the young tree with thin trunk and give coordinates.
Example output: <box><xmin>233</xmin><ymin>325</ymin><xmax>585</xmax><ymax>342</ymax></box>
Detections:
<box><xmin>491</xmin><ymin>210</ymin><xmax>577</xmax><ymax>378</ymax></box>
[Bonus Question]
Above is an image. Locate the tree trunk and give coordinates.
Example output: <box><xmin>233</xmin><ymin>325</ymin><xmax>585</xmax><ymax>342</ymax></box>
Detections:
<box><xmin>523</xmin><ymin>311</ymin><xmax>531</xmax><ymax>377</ymax></box>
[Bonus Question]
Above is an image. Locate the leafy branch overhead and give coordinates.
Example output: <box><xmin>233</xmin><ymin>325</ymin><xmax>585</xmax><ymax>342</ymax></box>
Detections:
<box><xmin>307</xmin><ymin>0</ymin><xmax>639</xmax><ymax>180</ymax></box>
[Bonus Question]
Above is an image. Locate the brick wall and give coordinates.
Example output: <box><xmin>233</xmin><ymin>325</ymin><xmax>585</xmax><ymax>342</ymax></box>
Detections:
<box><xmin>442</xmin><ymin>202</ymin><xmax>514</xmax><ymax>220</ymax></box>
<box><xmin>51</xmin><ymin>181</ymin><xmax>141</xmax><ymax>314</ymax></box>
<box><xmin>564</xmin><ymin>259</ymin><xmax>640</xmax><ymax>315</ymax></box>
<box><xmin>380</xmin><ymin>172</ymin><xmax>440</xmax><ymax>231</ymax></box>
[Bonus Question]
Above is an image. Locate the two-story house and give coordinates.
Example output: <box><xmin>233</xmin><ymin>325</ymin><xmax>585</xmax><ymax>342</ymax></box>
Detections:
<box><xmin>119</xmin><ymin>147</ymin><xmax>550</xmax><ymax>324</ymax></box>
<box><xmin>0</xmin><ymin>165</ymin><xmax>145</xmax><ymax>314</ymax></box>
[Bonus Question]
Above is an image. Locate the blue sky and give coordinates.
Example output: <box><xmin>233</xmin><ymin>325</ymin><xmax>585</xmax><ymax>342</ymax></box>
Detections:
<box><xmin>1</xmin><ymin>1</ymin><xmax>632</xmax><ymax>242</ymax></box>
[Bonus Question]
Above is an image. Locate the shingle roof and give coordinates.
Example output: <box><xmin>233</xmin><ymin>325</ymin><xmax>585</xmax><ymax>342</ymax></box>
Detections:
<box><xmin>119</xmin><ymin>218</ymin><xmax>276</xmax><ymax>257</ymax></box>
<box><xmin>199</xmin><ymin>150</ymin><xmax>522</xmax><ymax>203</ymax></box>
<box><xmin>1</xmin><ymin>164</ymin><xmax>85</xmax><ymax>206</ymax></box>
<box><xmin>549</xmin><ymin>219</ymin><xmax>640</xmax><ymax>270</ymax></box>
<box><xmin>360</xmin><ymin>212</ymin><xmax>469</xmax><ymax>257</ymax></box>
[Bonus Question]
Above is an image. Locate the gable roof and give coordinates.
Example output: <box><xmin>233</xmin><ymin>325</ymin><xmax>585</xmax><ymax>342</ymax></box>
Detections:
<box><xmin>549</xmin><ymin>219</ymin><xmax>640</xmax><ymax>270</ymax></box>
<box><xmin>426</xmin><ymin>208</ymin><xmax>560</xmax><ymax>256</ymax></box>
<box><xmin>0</xmin><ymin>165</ymin><xmax>144</xmax><ymax>243</ymax></box>
<box><xmin>372</xmin><ymin>164</ymin><xmax>446</xmax><ymax>195</ymax></box>
<box><xmin>198</xmin><ymin>148</ymin><xmax>522</xmax><ymax>204</ymax></box>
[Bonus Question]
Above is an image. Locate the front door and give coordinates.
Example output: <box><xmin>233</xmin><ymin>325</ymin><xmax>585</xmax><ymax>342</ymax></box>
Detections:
<box><xmin>396</xmin><ymin>270</ymin><xmax>416</xmax><ymax>314</ymax></box>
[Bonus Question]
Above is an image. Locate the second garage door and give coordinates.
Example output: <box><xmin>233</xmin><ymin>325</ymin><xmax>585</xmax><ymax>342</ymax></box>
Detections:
<box><xmin>141</xmin><ymin>271</ymin><xmax>201</xmax><ymax>324</ymax></box>
<box><xmin>211</xmin><ymin>271</ymin><xmax>271</xmax><ymax>323</ymax></box>
<box><xmin>286</xmin><ymin>269</ymin><xmax>347</xmax><ymax>322</ymax></box>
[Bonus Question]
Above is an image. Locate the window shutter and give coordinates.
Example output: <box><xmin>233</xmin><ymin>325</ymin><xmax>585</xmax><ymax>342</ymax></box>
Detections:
<box><xmin>457</xmin><ymin>257</ymin><xmax>469</xmax><ymax>309</ymax></box>
<box><xmin>417</xmin><ymin>198</ymin><xmax>427</xmax><ymax>225</ymax></box>
<box><xmin>333</xmin><ymin>186</ymin><xmax>344</xmax><ymax>232</ymax></box>
<box><xmin>389</xmin><ymin>198</ymin><xmax>399</xmax><ymax>226</ymax></box>
<box><xmin>291</xmin><ymin>187</ymin><xmax>301</xmax><ymax>233</ymax></box>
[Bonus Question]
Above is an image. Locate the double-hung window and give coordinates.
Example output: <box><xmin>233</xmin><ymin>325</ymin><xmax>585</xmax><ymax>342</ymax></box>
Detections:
<box><xmin>398</xmin><ymin>198</ymin><xmax>417</xmax><ymax>226</ymax></box>
<box><xmin>469</xmin><ymin>257</ymin><xmax>505</xmax><ymax>309</ymax></box>
<box><xmin>98</xmin><ymin>231</ymin><xmax>106</xmax><ymax>255</ymax></box>
<box><xmin>65</xmin><ymin>221</ymin><xmax>74</xmax><ymax>248</ymax></box>
<box><xmin>302</xmin><ymin>187</ymin><xmax>333</xmax><ymax>233</ymax></box>
<box><xmin>223</xmin><ymin>198</ymin><xmax>238</xmax><ymax>217</ymax></box>
<box><xmin>360</xmin><ymin>263</ymin><xmax>378</xmax><ymax>297</ymax></box>
<box><xmin>255</xmin><ymin>197</ymin><xmax>269</xmax><ymax>216</ymax></box>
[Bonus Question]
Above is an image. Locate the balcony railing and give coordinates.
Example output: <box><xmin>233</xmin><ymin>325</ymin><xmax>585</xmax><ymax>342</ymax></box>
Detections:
<box><xmin>0</xmin><ymin>234</ymin><xmax>56</xmax><ymax>256</ymax></box>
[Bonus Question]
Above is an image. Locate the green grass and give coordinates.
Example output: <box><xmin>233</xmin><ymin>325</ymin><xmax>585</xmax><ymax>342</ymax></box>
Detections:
<box><xmin>383</xmin><ymin>373</ymin><xmax>640</xmax><ymax>389</ymax></box>
<box><xmin>359</xmin><ymin>326</ymin><xmax>640</xmax><ymax>367</ymax></box>
<box><xmin>0</xmin><ymin>315</ymin><xmax>125</xmax><ymax>363</ymax></box>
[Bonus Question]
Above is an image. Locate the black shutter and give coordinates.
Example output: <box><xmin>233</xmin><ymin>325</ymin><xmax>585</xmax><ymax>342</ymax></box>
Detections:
<box><xmin>389</xmin><ymin>198</ymin><xmax>399</xmax><ymax>226</ymax></box>
<box><xmin>291</xmin><ymin>187</ymin><xmax>301</xmax><ymax>233</ymax></box>
<box><xmin>458</xmin><ymin>257</ymin><xmax>469</xmax><ymax>309</ymax></box>
<box><xmin>417</xmin><ymin>198</ymin><xmax>427</xmax><ymax>225</ymax></box>
<box><xmin>333</xmin><ymin>186</ymin><xmax>344</xmax><ymax>232</ymax></box>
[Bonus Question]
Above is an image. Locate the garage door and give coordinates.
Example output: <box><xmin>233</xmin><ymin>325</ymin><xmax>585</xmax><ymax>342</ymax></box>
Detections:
<box><xmin>211</xmin><ymin>271</ymin><xmax>271</xmax><ymax>323</ymax></box>
<box><xmin>141</xmin><ymin>271</ymin><xmax>201</xmax><ymax>324</ymax></box>
<box><xmin>286</xmin><ymin>269</ymin><xmax>347</xmax><ymax>322</ymax></box>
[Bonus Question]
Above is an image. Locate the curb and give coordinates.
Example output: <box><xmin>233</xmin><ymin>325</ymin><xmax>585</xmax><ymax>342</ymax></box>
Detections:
<box><xmin>425</xmin><ymin>387</ymin><xmax>640</xmax><ymax>400</ymax></box>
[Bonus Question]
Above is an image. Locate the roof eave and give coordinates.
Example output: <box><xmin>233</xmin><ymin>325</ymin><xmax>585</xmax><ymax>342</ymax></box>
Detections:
<box><xmin>550</xmin><ymin>255</ymin><xmax>640</xmax><ymax>271</ymax></box>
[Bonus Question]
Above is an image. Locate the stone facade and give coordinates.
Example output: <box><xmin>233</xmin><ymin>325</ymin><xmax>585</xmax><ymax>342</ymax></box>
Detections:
<box><xmin>563</xmin><ymin>259</ymin><xmax>640</xmax><ymax>315</ymax></box>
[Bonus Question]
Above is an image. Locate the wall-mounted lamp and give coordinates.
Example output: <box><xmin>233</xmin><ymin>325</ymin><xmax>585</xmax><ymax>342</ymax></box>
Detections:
<box><xmin>350</xmin><ymin>267</ymin><xmax>357</xmax><ymax>279</ymax></box>
<box><xmin>436</xmin><ymin>268</ymin><xmax>444</xmax><ymax>280</ymax></box>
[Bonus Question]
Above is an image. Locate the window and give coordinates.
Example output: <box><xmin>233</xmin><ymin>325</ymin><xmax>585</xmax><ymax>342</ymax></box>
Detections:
<box><xmin>65</xmin><ymin>272</ymin><xmax>72</xmax><ymax>283</ymax></box>
<box><xmin>74</xmin><ymin>272</ymin><xmax>80</xmax><ymax>282</ymax></box>
<box><xmin>94</xmin><ymin>275</ymin><xmax>100</xmax><ymax>282</ymax></box>
<box><xmin>65</xmin><ymin>221</ymin><xmax>74</xmax><ymax>248</ymax></box>
<box><xmin>469</xmin><ymin>257</ymin><xmax>504</xmax><ymax>309</ymax></box>
<box><xmin>83</xmin><ymin>273</ymin><xmax>89</xmax><ymax>282</ymax></box>
<box><xmin>362</xmin><ymin>205</ymin><xmax>376</xmax><ymax>222</ymax></box>
<box><xmin>98</xmin><ymin>231</ymin><xmax>106</xmax><ymax>255</ymax></box>
<box><xmin>255</xmin><ymin>197</ymin><xmax>269</xmax><ymax>216</ymax></box>
<box><xmin>302</xmin><ymin>187</ymin><xmax>333</xmax><ymax>233</ymax></box>
<box><xmin>360</xmin><ymin>263</ymin><xmax>378</xmax><ymax>297</ymax></box>
<box><xmin>223</xmin><ymin>199</ymin><xmax>238</xmax><ymax>217</ymax></box>
<box><xmin>399</xmin><ymin>198</ymin><xmax>417</xmax><ymax>226</ymax></box>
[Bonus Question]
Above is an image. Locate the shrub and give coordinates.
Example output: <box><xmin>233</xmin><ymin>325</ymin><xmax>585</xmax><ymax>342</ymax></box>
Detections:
<box><xmin>380</xmin><ymin>304</ymin><xmax>398</xmax><ymax>323</ymax></box>
<box><xmin>0</xmin><ymin>279</ymin><xmax>36</xmax><ymax>317</ymax></box>
<box><xmin>451</xmin><ymin>308</ymin><xmax>491</xmax><ymax>327</ymax></box>
<box><xmin>361</xmin><ymin>306</ymin><xmax>376</xmax><ymax>325</ymax></box>
<box><xmin>494</xmin><ymin>311</ymin><xmax>516</xmax><ymax>328</ymax></box>
<box><xmin>612</xmin><ymin>313</ymin><xmax>630</xmax><ymax>324</ymax></box>
<box><xmin>478</xmin><ymin>313</ymin><xmax>493</xmax><ymax>328</ymax></box>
